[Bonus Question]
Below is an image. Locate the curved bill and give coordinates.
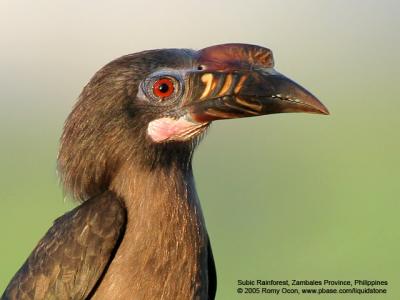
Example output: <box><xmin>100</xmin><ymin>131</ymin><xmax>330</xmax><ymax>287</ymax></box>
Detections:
<box><xmin>184</xmin><ymin>69</ymin><xmax>329</xmax><ymax>123</ymax></box>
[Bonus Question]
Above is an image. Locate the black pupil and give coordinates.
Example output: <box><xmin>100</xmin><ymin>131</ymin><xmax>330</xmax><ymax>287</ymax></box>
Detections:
<box><xmin>158</xmin><ymin>83</ymin><xmax>170</xmax><ymax>94</ymax></box>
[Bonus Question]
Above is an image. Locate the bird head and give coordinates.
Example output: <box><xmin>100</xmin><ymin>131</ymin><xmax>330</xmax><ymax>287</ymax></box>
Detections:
<box><xmin>58</xmin><ymin>43</ymin><xmax>329</xmax><ymax>201</ymax></box>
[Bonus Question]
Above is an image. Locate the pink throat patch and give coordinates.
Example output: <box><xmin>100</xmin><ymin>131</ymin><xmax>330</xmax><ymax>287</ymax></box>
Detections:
<box><xmin>147</xmin><ymin>117</ymin><xmax>207</xmax><ymax>143</ymax></box>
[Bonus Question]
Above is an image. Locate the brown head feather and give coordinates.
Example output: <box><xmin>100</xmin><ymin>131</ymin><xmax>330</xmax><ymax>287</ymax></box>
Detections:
<box><xmin>57</xmin><ymin>49</ymin><xmax>196</xmax><ymax>201</ymax></box>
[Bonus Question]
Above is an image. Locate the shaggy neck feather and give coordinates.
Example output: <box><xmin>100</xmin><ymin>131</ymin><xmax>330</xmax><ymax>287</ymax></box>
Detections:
<box><xmin>91</xmin><ymin>159</ymin><xmax>209</xmax><ymax>300</ymax></box>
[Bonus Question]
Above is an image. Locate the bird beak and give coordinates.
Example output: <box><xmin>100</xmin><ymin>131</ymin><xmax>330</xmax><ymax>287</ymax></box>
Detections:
<box><xmin>185</xmin><ymin>68</ymin><xmax>329</xmax><ymax>123</ymax></box>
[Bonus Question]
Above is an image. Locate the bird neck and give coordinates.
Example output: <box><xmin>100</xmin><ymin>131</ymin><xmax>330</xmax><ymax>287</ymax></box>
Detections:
<box><xmin>110</xmin><ymin>159</ymin><xmax>199</xmax><ymax>214</ymax></box>
<box><xmin>99</xmin><ymin>159</ymin><xmax>209</xmax><ymax>299</ymax></box>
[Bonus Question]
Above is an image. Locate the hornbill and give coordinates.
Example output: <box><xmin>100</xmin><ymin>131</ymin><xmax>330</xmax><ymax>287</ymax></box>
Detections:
<box><xmin>2</xmin><ymin>43</ymin><xmax>328</xmax><ymax>300</ymax></box>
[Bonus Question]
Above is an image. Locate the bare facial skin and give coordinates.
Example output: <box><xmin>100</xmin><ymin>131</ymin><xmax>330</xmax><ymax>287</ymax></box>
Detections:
<box><xmin>147</xmin><ymin>117</ymin><xmax>209</xmax><ymax>143</ymax></box>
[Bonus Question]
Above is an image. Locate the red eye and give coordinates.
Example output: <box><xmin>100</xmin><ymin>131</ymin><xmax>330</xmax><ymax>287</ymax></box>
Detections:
<box><xmin>152</xmin><ymin>77</ymin><xmax>175</xmax><ymax>99</ymax></box>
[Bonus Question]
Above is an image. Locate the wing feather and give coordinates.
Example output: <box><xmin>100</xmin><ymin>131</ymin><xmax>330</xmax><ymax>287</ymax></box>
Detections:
<box><xmin>207</xmin><ymin>238</ymin><xmax>217</xmax><ymax>300</ymax></box>
<box><xmin>2</xmin><ymin>191</ymin><xmax>126</xmax><ymax>300</ymax></box>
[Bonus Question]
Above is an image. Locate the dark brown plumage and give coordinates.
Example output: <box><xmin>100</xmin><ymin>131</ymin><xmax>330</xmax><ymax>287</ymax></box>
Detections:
<box><xmin>2</xmin><ymin>43</ymin><xmax>328</xmax><ymax>300</ymax></box>
<box><xmin>3</xmin><ymin>192</ymin><xmax>126</xmax><ymax>299</ymax></box>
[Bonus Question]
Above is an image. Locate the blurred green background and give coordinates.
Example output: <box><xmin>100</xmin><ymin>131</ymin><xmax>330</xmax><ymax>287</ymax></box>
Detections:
<box><xmin>1</xmin><ymin>0</ymin><xmax>399</xmax><ymax>299</ymax></box>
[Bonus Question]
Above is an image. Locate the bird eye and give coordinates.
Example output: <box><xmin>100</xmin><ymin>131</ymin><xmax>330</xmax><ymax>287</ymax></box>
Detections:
<box><xmin>152</xmin><ymin>77</ymin><xmax>175</xmax><ymax>100</ymax></box>
<box><xmin>141</xmin><ymin>74</ymin><xmax>183</xmax><ymax>103</ymax></box>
